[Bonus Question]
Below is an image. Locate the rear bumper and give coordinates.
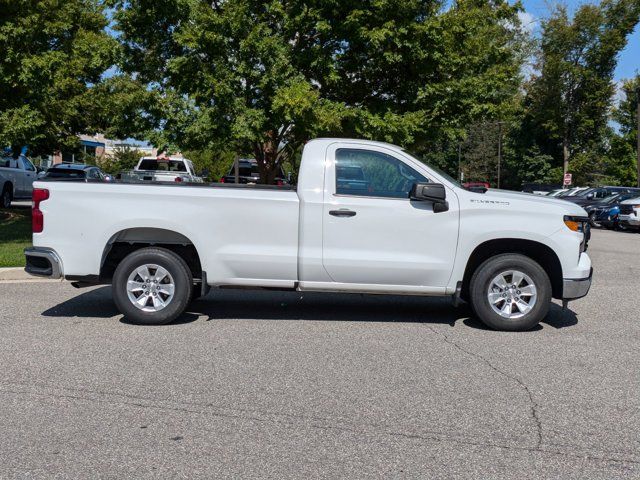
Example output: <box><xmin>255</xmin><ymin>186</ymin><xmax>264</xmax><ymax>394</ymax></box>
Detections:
<box><xmin>24</xmin><ymin>247</ymin><xmax>63</xmax><ymax>279</ymax></box>
<box><xmin>563</xmin><ymin>267</ymin><xmax>593</xmax><ymax>300</ymax></box>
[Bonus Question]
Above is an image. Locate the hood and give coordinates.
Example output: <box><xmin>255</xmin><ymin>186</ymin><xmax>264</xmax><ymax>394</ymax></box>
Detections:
<box><xmin>474</xmin><ymin>189</ymin><xmax>588</xmax><ymax>216</ymax></box>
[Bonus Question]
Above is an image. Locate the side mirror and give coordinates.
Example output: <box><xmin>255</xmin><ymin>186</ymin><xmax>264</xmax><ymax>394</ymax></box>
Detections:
<box><xmin>410</xmin><ymin>183</ymin><xmax>449</xmax><ymax>212</ymax></box>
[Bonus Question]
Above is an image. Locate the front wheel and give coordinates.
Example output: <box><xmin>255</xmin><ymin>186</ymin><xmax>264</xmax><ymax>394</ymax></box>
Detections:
<box><xmin>588</xmin><ymin>212</ymin><xmax>601</xmax><ymax>228</ymax></box>
<box><xmin>469</xmin><ymin>254</ymin><xmax>551</xmax><ymax>331</ymax></box>
<box><xmin>112</xmin><ymin>247</ymin><xmax>193</xmax><ymax>325</ymax></box>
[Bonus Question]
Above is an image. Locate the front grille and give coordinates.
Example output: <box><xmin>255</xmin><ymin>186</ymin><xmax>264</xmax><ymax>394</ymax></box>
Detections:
<box><xmin>619</xmin><ymin>205</ymin><xmax>634</xmax><ymax>215</ymax></box>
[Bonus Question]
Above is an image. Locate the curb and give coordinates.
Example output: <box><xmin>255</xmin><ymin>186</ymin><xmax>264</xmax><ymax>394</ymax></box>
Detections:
<box><xmin>0</xmin><ymin>267</ymin><xmax>62</xmax><ymax>282</ymax></box>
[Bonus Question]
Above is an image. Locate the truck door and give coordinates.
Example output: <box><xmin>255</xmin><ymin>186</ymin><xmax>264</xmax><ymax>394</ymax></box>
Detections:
<box><xmin>321</xmin><ymin>143</ymin><xmax>459</xmax><ymax>290</ymax></box>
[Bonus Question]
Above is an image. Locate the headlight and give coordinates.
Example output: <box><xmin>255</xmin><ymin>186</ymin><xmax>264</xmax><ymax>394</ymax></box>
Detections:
<box><xmin>563</xmin><ymin>215</ymin><xmax>588</xmax><ymax>232</ymax></box>
<box><xmin>564</xmin><ymin>215</ymin><xmax>590</xmax><ymax>252</ymax></box>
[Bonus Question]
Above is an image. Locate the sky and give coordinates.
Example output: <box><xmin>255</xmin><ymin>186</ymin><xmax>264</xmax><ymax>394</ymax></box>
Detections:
<box><xmin>519</xmin><ymin>0</ymin><xmax>639</xmax><ymax>82</ymax></box>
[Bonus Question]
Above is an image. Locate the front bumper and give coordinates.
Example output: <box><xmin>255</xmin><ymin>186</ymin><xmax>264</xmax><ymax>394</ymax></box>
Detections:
<box><xmin>563</xmin><ymin>267</ymin><xmax>593</xmax><ymax>300</ymax></box>
<box><xmin>619</xmin><ymin>214</ymin><xmax>640</xmax><ymax>227</ymax></box>
<box><xmin>24</xmin><ymin>247</ymin><xmax>63</xmax><ymax>279</ymax></box>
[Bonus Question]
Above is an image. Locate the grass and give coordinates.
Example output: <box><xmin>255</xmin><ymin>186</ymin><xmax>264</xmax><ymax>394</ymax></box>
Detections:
<box><xmin>0</xmin><ymin>208</ymin><xmax>32</xmax><ymax>267</ymax></box>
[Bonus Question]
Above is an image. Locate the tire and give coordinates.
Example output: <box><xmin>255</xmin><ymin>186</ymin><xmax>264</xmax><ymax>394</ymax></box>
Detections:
<box><xmin>469</xmin><ymin>254</ymin><xmax>552</xmax><ymax>331</ymax></box>
<box><xmin>588</xmin><ymin>212</ymin><xmax>601</xmax><ymax>228</ymax></box>
<box><xmin>1</xmin><ymin>185</ymin><xmax>12</xmax><ymax>209</ymax></box>
<box><xmin>112</xmin><ymin>247</ymin><xmax>193</xmax><ymax>325</ymax></box>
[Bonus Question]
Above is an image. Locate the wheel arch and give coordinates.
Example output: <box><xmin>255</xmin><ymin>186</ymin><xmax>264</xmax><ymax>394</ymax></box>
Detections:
<box><xmin>100</xmin><ymin>227</ymin><xmax>203</xmax><ymax>281</ymax></box>
<box><xmin>461</xmin><ymin>238</ymin><xmax>563</xmax><ymax>300</ymax></box>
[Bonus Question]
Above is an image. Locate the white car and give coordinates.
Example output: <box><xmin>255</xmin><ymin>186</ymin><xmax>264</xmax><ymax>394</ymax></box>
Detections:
<box><xmin>120</xmin><ymin>156</ymin><xmax>203</xmax><ymax>183</ymax></box>
<box><xmin>0</xmin><ymin>155</ymin><xmax>38</xmax><ymax>207</ymax></box>
<box><xmin>618</xmin><ymin>197</ymin><xmax>640</xmax><ymax>230</ymax></box>
<box><xmin>24</xmin><ymin>138</ymin><xmax>593</xmax><ymax>331</ymax></box>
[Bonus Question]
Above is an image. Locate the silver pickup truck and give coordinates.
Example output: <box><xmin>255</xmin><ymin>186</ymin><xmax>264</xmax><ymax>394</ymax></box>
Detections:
<box><xmin>0</xmin><ymin>155</ymin><xmax>38</xmax><ymax>207</ymax></box>
<box><xmin>120</xmin><ymin>156</ymin><xmax>203</xmax><ymax>183</ymax></box>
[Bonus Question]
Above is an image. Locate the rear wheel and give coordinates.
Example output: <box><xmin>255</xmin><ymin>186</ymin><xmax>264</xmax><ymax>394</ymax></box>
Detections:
<box><xmin>112</xmin><ymin>247</ymin><xmax>193</xmax><ymax>325</ymax></box>
<box><xmin>1</xmin><ymin>185</ymin><xmax>12</xmax><ymax>208</ymax></box>
<box><xmin>469</xmin><ymin>254</ymin><xmax>551</xmax><ymax>331</ymax></box>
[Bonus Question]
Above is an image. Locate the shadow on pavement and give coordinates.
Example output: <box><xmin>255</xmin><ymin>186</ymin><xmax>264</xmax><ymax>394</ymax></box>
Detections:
<box><xmin>41</xmin><ymin>285</ymin><xmax>579</xmax><ymax>330</ymax></box>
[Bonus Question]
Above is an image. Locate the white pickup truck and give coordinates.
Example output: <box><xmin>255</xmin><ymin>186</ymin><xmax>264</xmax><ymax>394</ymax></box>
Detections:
<box><xmin>25</xmin><ymin>138</ymin><xmax>593</xmax><ymax>331</ymax></box>
<box><xmin>119</xmin><ymin>156</ymin><xmax>203</xmax><ymax>183</ymax></box>
<box><xmin>1</xmin><ymin>155</ymin><xmax>38</xmax><ymax>207</ymax></box>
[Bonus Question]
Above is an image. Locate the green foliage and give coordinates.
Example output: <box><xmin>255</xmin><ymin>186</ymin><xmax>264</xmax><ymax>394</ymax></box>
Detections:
<box><xmin>107</xmin><ymin>0</ymin><xmax>526</xmax><ymax>183</ymax></box>
<box><xmin>0</xmin><ymin>0</ymin><xmax>118</xmax><ymax>154</ymax></box>
<box><xmin>181</xmin><ymin>149</ymin><xmax>239</xmax><ymax>181</ymax></box>
<box><xmin>522</xmin><ymin>0</ymin><xmax>640</xmax><ymax>172</ymax></box>
<box><xmin>0</xmin><ymin>209</ymin><xmax>31</xmax><ymax>267</ymax></box>
<box><xmin>97</xmin><ymin>145</ymin><xmax>143</xmax><ymax>174</ymax></box>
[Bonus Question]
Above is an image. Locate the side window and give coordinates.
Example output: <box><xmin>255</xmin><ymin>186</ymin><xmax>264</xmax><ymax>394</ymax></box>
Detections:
<box><xmin>88</xmin><ymin>168</ymin><xmax>101</xmax><ymax>179</ymax></box>
<box><xmin>20</xmin><ymin>156</ymin><xmax>36</xmax><ymax>172</ymax></box>
<box><xmin>335</xmin><ymin>148</ymin><xmax>428</xmax><ymax>199</ymax></box>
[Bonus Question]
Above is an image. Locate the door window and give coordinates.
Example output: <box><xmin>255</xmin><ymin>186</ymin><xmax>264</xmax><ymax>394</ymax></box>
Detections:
<box><xmin>335</xmin><ymin>148</ymin><xmax>427</xmax><ymax>199</ymax></box>
<box><xmin>19</xmin><ymin>156</ymin><xmax>36</xmax><ymax>172</ymax></box>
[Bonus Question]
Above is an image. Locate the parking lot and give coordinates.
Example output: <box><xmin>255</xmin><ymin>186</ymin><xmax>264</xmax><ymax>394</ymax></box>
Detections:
<box><xmin>0</xmin><ymin>229</ymin><xmax>638</xmax><ymax>479</ymax></box>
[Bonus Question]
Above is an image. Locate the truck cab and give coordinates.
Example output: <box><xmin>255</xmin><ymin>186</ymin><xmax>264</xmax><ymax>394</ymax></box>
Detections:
<box><xmin>0</xmin><ymin>154</ymin><xmax>38</xmax><ymax>207</ymax></box>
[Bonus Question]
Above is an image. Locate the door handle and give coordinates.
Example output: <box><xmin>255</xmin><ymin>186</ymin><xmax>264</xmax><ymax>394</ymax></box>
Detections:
<box><xmin>329</xmin><ymin>209</ymin><xmax>357</xmax><ymax>217</ymax></box>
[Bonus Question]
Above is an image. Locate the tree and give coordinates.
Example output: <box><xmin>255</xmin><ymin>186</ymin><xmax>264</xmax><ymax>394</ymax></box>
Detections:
<box><xmin>108</xmin><ymin>0</ymin><xmax>526</xmax><ymax>183</ymax></box>
<box><xmin>522</xmin><ymin>0</ymin><xmax>640</xmax><ymax>176</ymax></box>
<box><xmin>0</xmin><ymin>0</ymin><xmax>117</xmax><ymax>155</ymax></box>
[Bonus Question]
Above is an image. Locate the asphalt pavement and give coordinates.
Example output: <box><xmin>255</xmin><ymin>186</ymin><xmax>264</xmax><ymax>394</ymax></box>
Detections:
<box><xmin>0</xmin><ymin>229</ymin><xmax>638</xmax><ymax>479</ymax></box>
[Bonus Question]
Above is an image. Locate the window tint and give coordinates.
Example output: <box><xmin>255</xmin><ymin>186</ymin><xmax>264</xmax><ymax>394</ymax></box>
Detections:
<box><xmin>87</xmin><ymin>168</ymin><xmax>101</xmax><ymax>179</ymax></box>
<box><xmin>335</xmin><ymin>148</ymin><xmax>427</xmax><ymax>198</ymax></box>
<box><xmin>46</xmin><ymin>168</ymin><xmax>86</xmax><ymax>179</ymax></box>
<box><xmin>138</xmin><ymin>159</ymin><xmax>187</xmax><ymax>172</ymax></box>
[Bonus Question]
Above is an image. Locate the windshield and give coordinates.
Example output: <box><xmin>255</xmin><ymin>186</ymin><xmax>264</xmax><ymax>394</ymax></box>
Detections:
<box><xmin>402</xmin><ymin>150</ymin><xmax>462</xmax><ymax>188</ymax></box>
<box><xmin>575</xmin><ymin>188</ymin><xmax>596</xmax><ymax>197</ymax></box>
<box><xmin>138</xmin><ymin>159</ymin><xmax>186</xmax><ymax>172</ymax></box>
<box><xmin>46</xmin><ymin>168</ymin><xmax>86</xmax><ymax>178</ymax></box>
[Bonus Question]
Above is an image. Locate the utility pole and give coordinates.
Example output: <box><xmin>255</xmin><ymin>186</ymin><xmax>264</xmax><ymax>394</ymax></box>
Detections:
<box><xmin>497</xmin><ymin>122</ymin><xmax>503</xmax><ymax>189</ymax></box>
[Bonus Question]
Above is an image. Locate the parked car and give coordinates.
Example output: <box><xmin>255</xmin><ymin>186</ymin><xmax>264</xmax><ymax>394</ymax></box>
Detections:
<box><xmin>618</xmin><ymin>197</ymin><xmax>640</xmax><ymax>231</ymax></box>
<box><xmin>556</xmin><ymin>187</ymin><xmax>590</xmax><ymax>198</ymax></box>
<box><xmin>545</xmin><ymin>189</ymin><xmax>566</xmax><ymax>197</ymax></box>
<box><xmin>0</xmin><ymin>154</ymin><xmax>38</xmax><ymax>207</ymax></box>
<box><xmin>581</xmin><ymin>192</ymin><xmax>640</xmax><ymax>227</ymax></box>
<box><xmin>25</xmin><ymin>138</ymin><xmax>593</xmax><ymax>332</ymax></box>
<box><xmin>463</xmin><ymin>181</ymin><xmax>489</xmax><ymax>193</ymax></box>
<box><xmin>561</xmin><ymin>186</ymin><xmax>640</xmax><ymax>206</ymax></box>
<box><xmin>220</xmin><ymin>158</ymin><xmax>288</xmax><ymax>185</ymax></box>
<box><xmin>44</xmin><ymin>164</ymin><xmax>111</xmax><ymax>181</ymax></box>
<box><xmin>120</xmin><ymin>156</ymin><xmax>203</xmax><ymax>183</ymax></box>
<box><xmin>521</xmin><ymin>183</ymin><xmax>561</xmax><ymax>195</ymax></box>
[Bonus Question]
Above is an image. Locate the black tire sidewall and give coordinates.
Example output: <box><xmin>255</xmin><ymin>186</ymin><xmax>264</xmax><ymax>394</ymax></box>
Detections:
<box><xmin>1</xmin><ymin>188</ymin><xmax>11</xmax><ymax>208</ymax></box>
<box><xmin>112</xmin><ymin>248</ymin><xmax>193</xmax><ymax>325</ymax></box>
<box><xmin>469</xmin><ymin>254</ymin><xmax>551</xmax><ymax>331</ymax></box>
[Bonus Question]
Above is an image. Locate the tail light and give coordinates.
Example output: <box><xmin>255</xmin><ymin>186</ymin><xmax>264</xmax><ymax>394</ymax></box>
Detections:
<box><xmin>174</xmin><ymin>176</ymin><xmax>183</xmax><ymax>183</ymax></box>
<box><xmin>219</xmin><ymin>177</ymin><xmax>225</xmax><ymax>183</ymax></box>
<box><xmin>276</xmin><ymin>179</ymin><xmax>284</xmax><ymax>186</ymax></box>
<box><xmin>32</xmin><ymin>188</ymin><xmax>49</xmax><ymax>233</ymax></box>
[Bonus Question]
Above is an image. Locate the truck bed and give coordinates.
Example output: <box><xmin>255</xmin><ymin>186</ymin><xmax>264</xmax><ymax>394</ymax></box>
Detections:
<box><xmin>33</xmin><ymin>179</ymin><xmax>300</xmax><ymax>286</ymax></box>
